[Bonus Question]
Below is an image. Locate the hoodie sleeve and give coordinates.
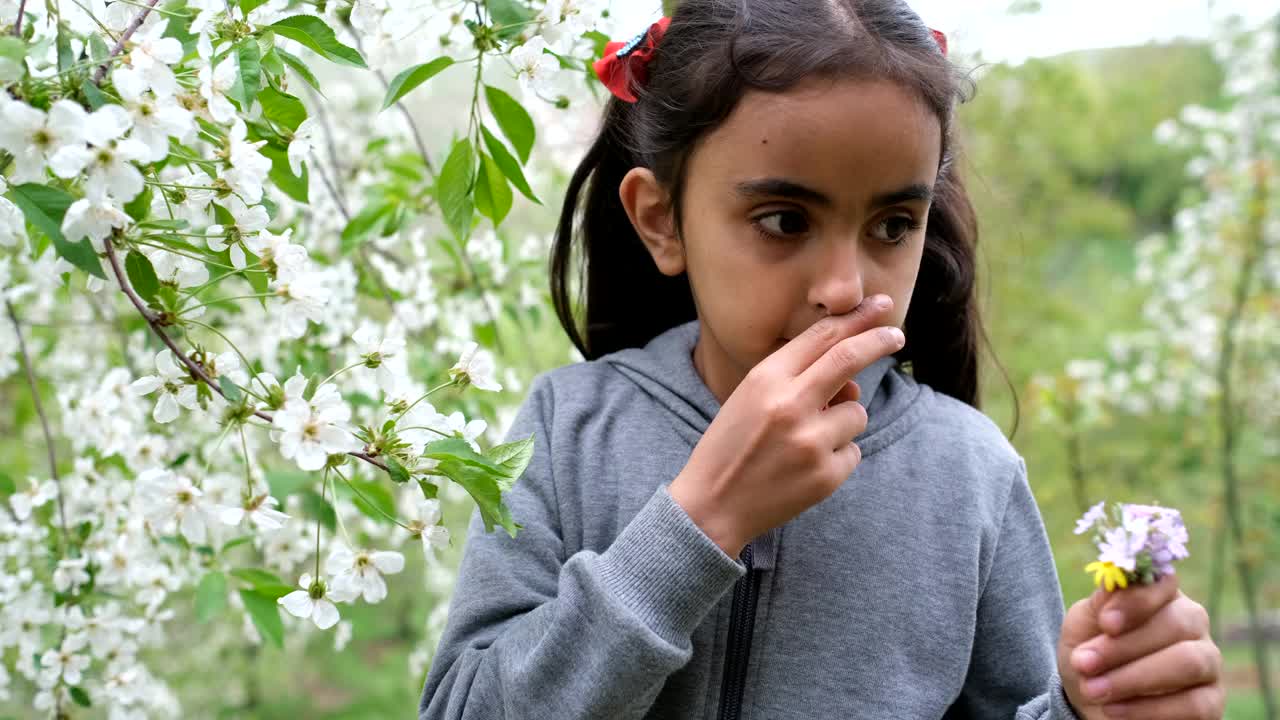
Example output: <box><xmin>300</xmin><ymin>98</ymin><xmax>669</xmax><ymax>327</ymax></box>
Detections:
<box><xmin>946</xmin><ymin>458</ymin><xmax>1083</xmax><ymax>720</ymax></box>
<box><xmin>418</xmin><ymin>374</ymin><xmax>748</xmax><ymax>720</ymax></box>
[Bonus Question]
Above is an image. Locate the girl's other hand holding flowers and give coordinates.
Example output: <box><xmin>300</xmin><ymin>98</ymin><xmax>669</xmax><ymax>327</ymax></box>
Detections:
<box><xmin>1056</xmin><ymin>502</ymin><xmax>1224</xmax><ymax>718</ymax></box>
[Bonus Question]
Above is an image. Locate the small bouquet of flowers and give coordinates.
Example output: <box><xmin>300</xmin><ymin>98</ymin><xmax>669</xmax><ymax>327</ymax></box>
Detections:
<box><xmin>1075</xmin><ymin>501</ymin><xmax>1190</xmax><ymax>591</ymax></box>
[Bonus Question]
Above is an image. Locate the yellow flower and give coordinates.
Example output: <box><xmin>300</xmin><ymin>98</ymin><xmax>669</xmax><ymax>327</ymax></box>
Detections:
<box><xmin>1085</xmin><ymin>561</ymin><xmax>1129</xmax><ymax>592</ymax></box>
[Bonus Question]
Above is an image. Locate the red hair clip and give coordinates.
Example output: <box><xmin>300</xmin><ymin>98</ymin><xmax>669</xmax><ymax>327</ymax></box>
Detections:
<box><xmin>592</xmin><ymin>16</ymin><xmax>672</xmax><ymax>103</ymax></box>
<box><xmin>930</xmin><ymin>28</ymin><xmax>948</xmax><ymax>56</ymax></box>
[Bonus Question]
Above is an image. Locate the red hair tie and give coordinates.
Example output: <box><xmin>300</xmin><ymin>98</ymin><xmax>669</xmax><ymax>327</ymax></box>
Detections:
<box><xmin>930</xmin><ymin>28</ymin><xmax>948</xmax><ymax>57</ymax></box>
<box><xmin>592</xmin><ymin>17</ymin><xmax>672</xmax><ymax>104</ymax></box>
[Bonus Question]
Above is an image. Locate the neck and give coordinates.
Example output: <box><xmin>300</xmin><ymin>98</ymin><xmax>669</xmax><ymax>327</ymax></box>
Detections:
<box><xmin>691</xmin><ymin>319</ymin><xmax>749</xmax><ymax>406</ymax></box>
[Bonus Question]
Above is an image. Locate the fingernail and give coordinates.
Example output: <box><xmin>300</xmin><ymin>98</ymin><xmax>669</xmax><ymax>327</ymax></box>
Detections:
<box><xmin>1072</xmin><ymin>648</ymin><xmax>1100</xmax><ymax>674</ymax></box>
<box><xmin>882</xmin><ymin>327</ymin><xmax>905</xmax><ymax>346</ymax></box>
<box><xmin>1101</xmin><ymin>609</ymin><xmax>1124</xmax><ymax>633</ymax></box>
<box><xmin>870</xmin><ymin>294</ymin><xmax>891</xmax><ymax>310</ymax></box>
<box><xmin>1084</xmin><ymin>676</ymin><xmax>1110</xmax><ymax>701</ymax></box>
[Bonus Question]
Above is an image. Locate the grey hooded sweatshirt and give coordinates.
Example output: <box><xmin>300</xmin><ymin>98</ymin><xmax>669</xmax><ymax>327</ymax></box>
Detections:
<box><xmin>419</xmin><ymin>319</ymin><xmax>1082</xmax><ymax>720</ymax></box>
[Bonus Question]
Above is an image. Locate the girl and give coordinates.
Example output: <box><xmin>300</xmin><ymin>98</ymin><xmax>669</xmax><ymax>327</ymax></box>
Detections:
<box><xmin>420</xmin><ymin>1</ymin><xmax>1225</xmax><ymax>718</ymax></box>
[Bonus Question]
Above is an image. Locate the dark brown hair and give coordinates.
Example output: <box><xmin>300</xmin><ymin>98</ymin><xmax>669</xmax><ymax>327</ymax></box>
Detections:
<box><xmin>551</xmin><ymin>0</ymin><xmax>988</xmax><ymax>407</ymax></box>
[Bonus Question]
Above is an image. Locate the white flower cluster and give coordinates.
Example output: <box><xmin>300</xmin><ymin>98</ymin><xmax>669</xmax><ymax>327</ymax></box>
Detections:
<box><xmin>0</xmin><ymin>0</ymin><xmax>598</xmax><ymax>712</ymax></box>
<box><xmin>1034</xmin><ymin>18</ymin><xmax>1280</xmax><ymax>455</ymax></box>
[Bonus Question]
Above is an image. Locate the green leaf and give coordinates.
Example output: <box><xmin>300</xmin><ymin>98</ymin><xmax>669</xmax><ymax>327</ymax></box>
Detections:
<box><xmin>486</xmin><ymin>436</ymin><xmax>535</xmax><ymax>480</ymax></box>
<box><xmin>424</xmin><ymin>438</ymin><xmax>504</xmax><ymax>475</ymax></box>
<box><xmin>259</xmin><ymin>142</ymin><xmax>309</xmax><ymax>204</ymax></box>
<box><xmin>82</xmin><ymin>81</ymin><xmax>108</xmax><ymax>110</ymax></box>
<box><xmin>69</xmin><ymin>686</ymin><xmax>91</xmax><ymax>708</ymax></box>
<box><xmin>418</xmin><ymin>478</ymin><xmax>438</xmax><ymax>500</ymax></box>
<box><xmin>219</xmin><ymin>376</ymin><xmax>243</xmax><ymax>403</ymax></box>
<box><xmin>229</xmin><ymin>37</ymin><xmax>262</xmax><ymax>111</ymax></box>
<box><xmin>241</xmin><ymin>0</ymin><xmax>269</xmax><ymax>15</ymax></box>
<box><xmin>385</xmin><ymin>454</ymin><xmax>411</xmax><ymax>484</ymax></box>
<box><xmin>438</xmin><ymin>459</ymin><xmax>521</xmax><ymax>537</ymax></box>
<box><xmin>195</xmin><ymin>571</ymin><xmax>227</xmax><ymax>622</ymax></box>
<box><xmin>230</xmin><ymin>567</ymin><xmax>293</xmax><ymax>598</ymax></box>
<box><xmin>221</xmin><ymin>535</ymin><xmax>254</xmax><ymax>552</ymax></box>
<box><xmin>7</xmin><ymin>184</ymin><xmax>106</xmax><ymax>280</ymax></box>
<box><xmin>124</xmin><ymin>251</ymin><xmax>160</xmax><ymax>303</ymax></box>
<box><xmin>300</xmin><ymin>489</ymin><xmax>336</xmax><ymax>531</ymax></box>
<box><xmin>0</xmin><ymin>36</ymin><xmax>26</xmax><ymax>64</ymax></box>
<box><xmin>56</xmin><ymin>24</ymin><xmax>73</xmax><ymax>73</ymax></box>
<box><xmin>484</xmin><ymin>85</ymin><xmax>535</xmax><ymax>164</ymax></box>
<box><xmin>124</xmin><ymin>184</ymin><xmax>153</xmax><ymax>222</ymax></box>
<box><xmin>340</xmin><ymin>202</ymin><xmax>393</xmax><ymax>255</ymax></box>
<box><xmin>583</xmin><ymin>30</ymin><xmax>610</xmax><ymax>59</ymax></box>
<box><xmin>486</xmin><ymin>0</ymin><xmax>534</xmax><ymax>38</ymax></box>
<box><xmin>269</xmin><ymin>15</ymin><xmax>366</xmax><ymax>68</ymax></box>
<box><xmin>480</xmin><ymin>125</ymin><xmax>539</xmax><ymax>204</ymax></box>
<box><xmin>239</xmin><ymin>589</ymin><xmax>284</xmax><ymax>648</ymax></box>
<box><xmin>474</xmin><ymin>151</ymin><xmax>513</xmax><ymax>225</ymax></box>
<box><xmin>381</xmin><ymin>56</ymin><xmax>455</xmax><ymax>110</ymax></box>
<box><xmin>260</xmin><ymin>47</ymin><xmax>286</xmax><ymax>86</ymax></box>
<box><xmin>0</xmin><ymin>472</ymin><xmax>15</xmax><ymax>496</ymax></box>
<box><xmin>276</xmin><ymin>48</ymin><xmax>323</xmax><ymax>95</ymax></box>
<box><xmin>259</xmin><ymin>86</ymin><xmax>307</xmax><ymax>132</ymax></box>
<box><xmin>437</xmin><ymin>139</ymin><xmax>475</xmax><ymax>241</ymax></box>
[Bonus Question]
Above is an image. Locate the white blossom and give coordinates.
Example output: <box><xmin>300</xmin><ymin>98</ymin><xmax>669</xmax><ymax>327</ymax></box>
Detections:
<box><xmin>325</xmin><ymin>543</ymin><xmax>405</xmax><ymax>603</ymax></box>
<box><xmin>129</xmin><ymin>351</ymin><xmax>196</xmax><ymax>424</ymax></box>
<box><xmin>0</xmin><ymin>99</ymin><xmax>87</xmax><ymax>183</ymax></box>
<box><xmin>449</xmin><ymin>341</ymin><xmax>502</xmax><ymax>391</ymax></box>
<box><xmin>277</xmin><ymin>573</ymin><xmax>356</xmax><ymax>630</ymax></box>
<box><xmin>134</xmin><ymin>468</ymin><xmax>212</xmax><ymax>543</ymax></box>
<box><xmin>271</xmin><ymin>374</ymin><xmax>362</xmax><ymax>471</ymax></box>
<box><xmin>511</xmin><ymin>37</ymin><xmax>559</xmax><ymax>97</ymax></box>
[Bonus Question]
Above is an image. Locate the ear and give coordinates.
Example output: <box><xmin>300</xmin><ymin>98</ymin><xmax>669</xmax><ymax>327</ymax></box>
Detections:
<box><xmin>619</xmin><ymin>167</ymin><xmax>684</xmax><ymax>276</ymax></box>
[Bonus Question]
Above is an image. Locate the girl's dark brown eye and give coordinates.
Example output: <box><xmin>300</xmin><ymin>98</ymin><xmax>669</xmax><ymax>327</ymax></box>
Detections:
<box><xmin>871</xmin><ymin>215</ymin><xmax>922</xmax><ymax>245</ymax></box>
<box><xmin>756</xmin><ymin>210</ymin><xmax>809</xmax><ymax>237</ymax></box>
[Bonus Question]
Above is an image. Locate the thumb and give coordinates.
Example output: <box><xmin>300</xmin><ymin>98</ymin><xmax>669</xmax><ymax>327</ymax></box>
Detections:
<box><xmin>1062</xmin><ymin>587</ymin><xmax>1108</xmax><ymax>650</ymax></box>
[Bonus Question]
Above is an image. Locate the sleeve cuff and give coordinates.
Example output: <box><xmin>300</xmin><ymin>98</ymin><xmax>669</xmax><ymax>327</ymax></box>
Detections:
<box><xmin>596</xmin><ymin>483</ymin><xmax>748</xmax><ymax>643</ymax></box>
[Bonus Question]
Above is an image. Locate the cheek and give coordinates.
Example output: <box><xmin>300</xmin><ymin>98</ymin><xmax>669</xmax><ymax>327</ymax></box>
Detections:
<box><xmin>876</xmin><ymin>245</ymin><xmax>925</xmax><ymax>328</ymax></box>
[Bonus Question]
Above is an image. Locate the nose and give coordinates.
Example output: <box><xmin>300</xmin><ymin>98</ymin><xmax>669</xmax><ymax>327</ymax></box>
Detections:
<box><xmin>808</xmin><ymin>241</ymin><xmax>864</xmax><ymax>316</ymax></box>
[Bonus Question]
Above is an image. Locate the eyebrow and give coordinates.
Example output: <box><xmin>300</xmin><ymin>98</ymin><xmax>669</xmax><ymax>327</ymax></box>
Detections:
<box><xmin>735</xmin><ymin>178</ymin><xmax>934</xmax><ymax>208</ymax></box>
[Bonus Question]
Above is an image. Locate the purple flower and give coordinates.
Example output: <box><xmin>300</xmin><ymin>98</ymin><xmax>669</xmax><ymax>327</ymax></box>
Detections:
<box><xmin>1098</xmin><ymin>525</ymin><xmax>1146</xmax><ymax>571</ymax></box>
<box><xmin>1074</xmin><ymin>501</ymin><xmax>1107</xmax><ymax>535</ymax></box>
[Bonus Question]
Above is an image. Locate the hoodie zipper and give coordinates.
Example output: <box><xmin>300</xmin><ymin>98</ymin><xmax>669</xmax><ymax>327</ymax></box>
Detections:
<box><xmin>716</xmin><ymin>543</ymin><xmax>760</xmax><ymax>720</ymax></box>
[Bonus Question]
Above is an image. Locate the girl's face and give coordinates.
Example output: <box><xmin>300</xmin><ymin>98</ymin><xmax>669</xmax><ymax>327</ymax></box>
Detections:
<box><xmin>622</xmin><ymin>78</ymin><xmax>943</xmax><ymax>403</ymax></box>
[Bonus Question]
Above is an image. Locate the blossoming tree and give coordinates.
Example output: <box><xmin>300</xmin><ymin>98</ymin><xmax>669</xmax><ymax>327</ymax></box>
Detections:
<box><xmin>0</xmin><ymin>0</ymin><xmax>610</xmax><ymax>713</ymax></box>
<box><xmin>1033</xmin><ymin>17</ymin><xmax>1279</xmax><ymax>717</ymax></box>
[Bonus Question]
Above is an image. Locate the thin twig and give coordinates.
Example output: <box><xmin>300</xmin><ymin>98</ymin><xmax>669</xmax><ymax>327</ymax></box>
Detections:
<box><xmin>13</xmin><ymin>0</ymin><xmax>27</xmax><ymax>36</ymax></box>
<box><xmin>103</xmin><ymin>237</ymin><xmax>392</xmax><ymax>475</ymax></box>
<box><xmin>346</xmin><ymin>28</ymin><xmax>437</xmax><ymax>178</ymax></box>
<box><xmin>5</xmin><ymin>301</ymin><xmax>70</xmax><ymax>543</ymax></box>
<box><xmin>92</xmin><ymin>0</ymin><xmax>160</xmax><ymax>84</ymax></box>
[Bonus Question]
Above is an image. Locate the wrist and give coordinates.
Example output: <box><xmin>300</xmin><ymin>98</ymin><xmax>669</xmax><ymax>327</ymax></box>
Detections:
<box><xmin>668</xmin><ymin>475</ymin><xmax>746</xmax><ymax>559</ymax></box>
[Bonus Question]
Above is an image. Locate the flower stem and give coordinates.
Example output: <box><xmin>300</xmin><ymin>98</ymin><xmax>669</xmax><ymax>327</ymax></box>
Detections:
<box><xmin>334</xmin><ymin>466</ymin><xmax>412</xmax><ymax>531</ymax></box>
<box><xmin>319</xmin><ymin>360</ymin><xmax>365</xmax><ymax>389</ymax></box>
<box><xmin>179</xmin><ymin>293</ymin><xmax>278</xmax><ymax>315</ymax></box>
<box><xmin>5</xmin><ymin>301</ymin><xmax>69</xmax><ymax>551</ymax></box>
<box><xmin>396</xmin><ymin>380</ymin><xmax>457</xmax><ymax>419</ymax></box>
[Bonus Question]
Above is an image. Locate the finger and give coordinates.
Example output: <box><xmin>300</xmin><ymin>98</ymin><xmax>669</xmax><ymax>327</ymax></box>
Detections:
<box><xmin>1097</xmin><ymin>573</ymin><xmax>1181</xmax><ymax>636</ymax></box>
<box><xmin>768</xmin><ymin>295</ymin><xmax>894</xmax><ymax>376</ymax></box>
<box><xmin>1061</xmin><ymin>588</ymin><xmax>1110</xmax><ymax>649</ymax></box>
<box><xmin>1079</xmin><ymin>639</ymin><xmax>1221</xmax><ymax>703</ymax></box>
<box><xmin>799</xmin><ymin>326</ymin><xmax>905</xmax><ymax>407</ymax></box>
<box><xmin>815</xmin><ymin>397</ymin><xmax>868</xmax><ymax>449</ymax></box>
<box><xmin>824</xmin><ymin>380</ymin><xmax>860</xmax><ymax>409</ymax></box>
<box><xmin>1101</xmin><ymin>683</ymin><xmax>1224</xmax><ymax>720</ymax></box>
<box><xmin>832</xmin><ymin>439</ymin><xmax>862</xmax><ymax>477</ymax></box>
<box><xmin>1072</xmin><ymin>595</ymin><xmax>1209</xmax><ymax>677</ymax></box>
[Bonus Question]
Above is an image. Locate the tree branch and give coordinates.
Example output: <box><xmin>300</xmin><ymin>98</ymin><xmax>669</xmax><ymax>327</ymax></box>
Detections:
<box><xmin>103</xmin><ymin>237</ymin><xmax>392</xmax><ymax>475</ymax></box>
<box><xmin>92</xmin><ymin>0</ymin><xmax>159</xmax><ymax>84</ymax></box>
<box><xmin>5</xmin><ymin>300</ymin><xmax>70</xmax><ymax>541</ymax></box>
